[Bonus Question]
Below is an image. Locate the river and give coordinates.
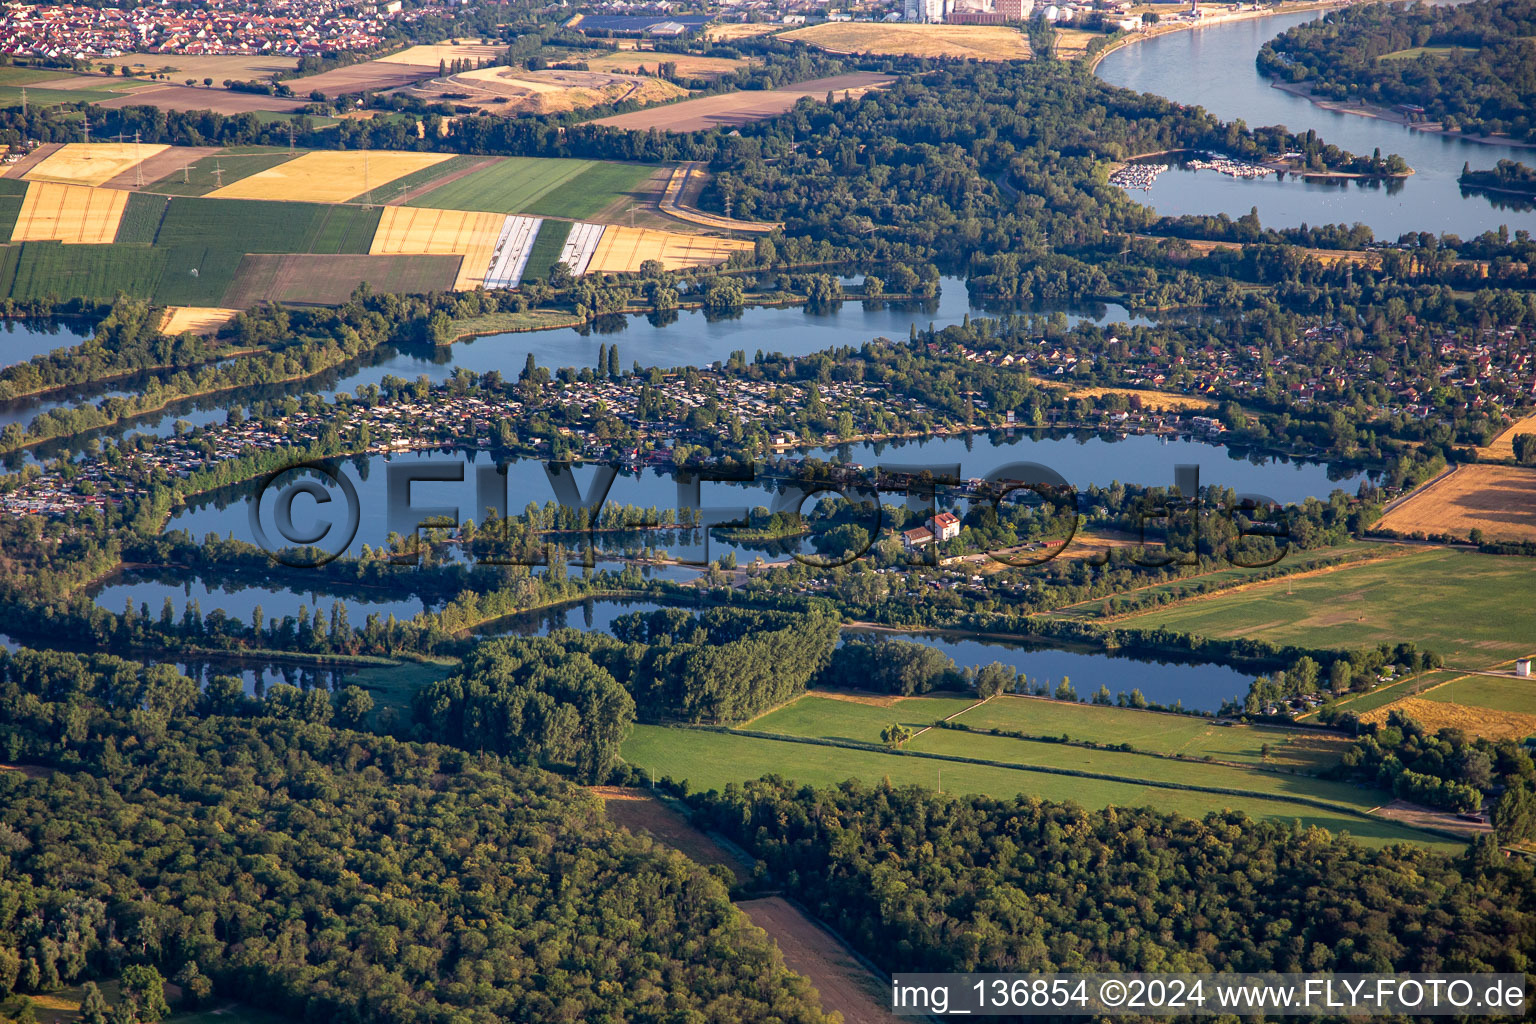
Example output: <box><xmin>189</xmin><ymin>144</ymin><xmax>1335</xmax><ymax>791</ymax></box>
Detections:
<box><xmin>1096</xmin><ymin>8</ymin><xmax>1536</xmax><ymax>239</ymax></box>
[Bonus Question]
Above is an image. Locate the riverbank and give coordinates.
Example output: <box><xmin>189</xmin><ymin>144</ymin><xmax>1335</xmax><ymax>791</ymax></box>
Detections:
<box><xmin>1269</xmin><ymin>80</ymin><xmax>1536</xmax><ymax>150</ymax></box>
<box><xmin>1085</xmin><ymin>0</ymin><xmax>1354</xmax><ymax>73</ymax></box>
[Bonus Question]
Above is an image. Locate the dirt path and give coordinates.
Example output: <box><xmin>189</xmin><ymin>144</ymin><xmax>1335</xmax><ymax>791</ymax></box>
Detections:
<box><xmin>738</xmin><ymin>898</ymin><xmax>897</xmax><ymax>1023</ymax></box>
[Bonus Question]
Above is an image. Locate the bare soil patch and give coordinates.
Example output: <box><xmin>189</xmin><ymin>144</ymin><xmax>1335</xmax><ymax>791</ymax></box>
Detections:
<box><xmin>292</xmin><ymin>62</ymin><xmax>438</xmax><ymax>97</ymax></box>
<box><xmin>99</xmin><ymin>145</ymin><xmax>218</xmax><ymax>189</ymax></box>
<box><xmin>120</xmin><ymin>53</ymin><xmax>299</xmax><ymax>81</ymax></box>
<box><xmin>737</xmin><ymin>898</ymin><xmax>896</xmax><ymax>1024</ymax></box>
<box><xmin>588</xmin><ymin>72</ymin><xmax>893</xmax><ymax>132</ymax></box>
<box><xmin>1374</xmin><ymin>464</ymin><xmax>1536</xmax><ymax>543</ymax></box>
<box><xmin>1373</xmin><ymin>798</ymin><xmax>1490</xmax><ymax>837</ymax></box>
<box><xmin>592</xmin><ymin>786</ymin><xmax>746</xmax><ymax>880</ymax></box>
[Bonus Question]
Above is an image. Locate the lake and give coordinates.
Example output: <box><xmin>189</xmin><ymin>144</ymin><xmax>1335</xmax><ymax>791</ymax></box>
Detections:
<box><xmin>1096</xmin><ymin>8</ymin><xmax>1536</xmax><ymax>239</ymax></box>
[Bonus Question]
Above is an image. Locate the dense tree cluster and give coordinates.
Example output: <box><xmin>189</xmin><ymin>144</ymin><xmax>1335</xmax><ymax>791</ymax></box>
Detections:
<box><xmin>0</xmin><ymin>674</ymin><xmax>833</xmax><ymax>1023</ymax></box>
<box><xmin>692</xmin><ymin>778</ymin><xmax>1534</xmax><ymax>993</ymax></box>
<box><xmin>1332</xmin><ymin>710</ymin><xmax>1535</xmax><ymax>814</ymax></box>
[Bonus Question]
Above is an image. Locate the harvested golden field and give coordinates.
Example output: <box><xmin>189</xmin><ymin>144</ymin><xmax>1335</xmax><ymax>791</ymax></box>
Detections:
<box><xmin>581</xmin><ymin>52</ymin><xmax>750</xmax><ymax>78</ymax></box>
<box><xmin>1052</xmin><ymin>28</ymin><xmax>1101</xmax><ymax>61</ymax></box>
<box><xmin>588</xmin><ymin>72</ymin><xmax>893</xmax><ymax>131</ymax></box>
<box><xmin>369</xmin><ymin>206</ymin><xmax>504</xmax><ymax>289</ymax></box>
<box><xmin>12</xmin><ymin>182</ymin><xmax>128</xmax><ymax>243</ymax></box>
<box><xmin>1479</xmin><ymin>412</ymin><xmax>1536</xmax><ymax>461</ymax></box>
<box><xmin>23</xmin><ymin>142</ymin><xmax>170</xmax><ymax>187</ymax></box>
<box><xmin>705</xmin><ymin>22</ymin><xmax>783</xmax><ymax>42</ymax></box>
<box><xmin>208</xmin><ymin>150</ymin><xmax>451</xmax><ymax>203</ymax></box>
<box><xmin>1065</xmin><ymin>386</ymin><xmax>1216</xmax><ymax>411</ymax></box>
<box><xmin>585</xmin><ymin>225</ymin><xmax>753</xmax><ymax>273</ymax></box>
<box><xmin>1374</xmin><ymin>464</ymin><xmax>1536</xmax><ymax>543</ymax></box>
<box><xmin>376</xmin><ymin>41</ymin><xmax>506</xmax><ymax>66</ymax></box>
<box><xmin>1360</xmin><ymin>696</ymin><xmax>1536</xmax><ymax>741</ymax></box>
<box><xmin>159</xmin><ymin>306</ymin><xmax>239</xmax><ymax>336</ymax></box>
<box><xmin>782</xmin><ymin>23</ymin><xmax>1031</xmax><ymax>61</ymax></box>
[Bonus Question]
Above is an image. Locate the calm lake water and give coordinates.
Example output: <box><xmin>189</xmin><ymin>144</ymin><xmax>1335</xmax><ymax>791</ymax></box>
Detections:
<box><xmin>1096</xmin><ymin>7</ymin><xmax>1536</xmax><ymax>238</ymax></box>
<box><xmin>849</xmin><ymin>630</ymin><xmax>1254</xmax><ymax>712</ymax></box>
<box><xmin>0</xmin><ymin>318</ymin><xmax>93</xmax><ymax>370</ymax></box>
<box><xmin>166</xmin><ymin>434</ymin><xmax>1362</xmax><ymax>563</ymax></box>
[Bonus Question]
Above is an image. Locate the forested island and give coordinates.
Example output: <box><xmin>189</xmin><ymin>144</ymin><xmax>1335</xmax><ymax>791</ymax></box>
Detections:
<box><xmin>1460</xmin><ymin>159</ymin><xmax>1536</xmax><ymax>197</ymax></box>
<box><xmin>1257</xmin><ymin>0</ymin><xmax>1536</xmax><ymax>143</ymax></box>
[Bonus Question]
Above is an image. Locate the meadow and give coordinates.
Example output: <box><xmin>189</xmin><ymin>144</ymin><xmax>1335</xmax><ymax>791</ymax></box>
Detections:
<box><xmin>746</xmin><ymin>692</ymin><xmax>980</xmax><ymax>743</ymax></box>
<box><xmin>950</xmin><ymin>695</ymin><xmax>1346</xmax><ymax>770</ymax></box>
<box><xmin>621</xmin><ymin>725</ymin><xmax>1457</xmax><ymax>850</ymax></box>
<box><xmin>1422</xmin><ymin>673</ymin><xmax>1536</xmax><ymax>714</ymax></box>
<box><xmin>1117</xmin><ymin>547</ymin><xmax>1536</xmax><ymax>669</ymax></box>
<box><xmin>408</xmin><ymin>157</ymin><xmax>653</xmax><ymax>220</ymax></box>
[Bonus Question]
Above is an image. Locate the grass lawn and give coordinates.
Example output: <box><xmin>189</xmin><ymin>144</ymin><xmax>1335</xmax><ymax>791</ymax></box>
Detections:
<box><xmin>908</xmin><ymin>728</ymin><xmax>1383</xmax><ymax>811</ymax></box>
<box><xmin>407</xmin><ymin>157</ymin><xmax>653</xmax><ymax>219</ymax></box>
<box><xmin>1421</xmin><ymin>673</ymin><xmax>1536</xmax><ymax>714</ymax></box>
<box><xmin>1116</xmin><ymin>548</ymin><xmax>1536</xmax><ymax>670</ymax></box>
<box><xmin>746</xmin><ymin>692</ymin><xmax>980</xmax><ymax>743</ymax></box>
<box><xmin>952</xmin><ymin>695</ymin><xmax>1345</xmax><ymax>771</ymax></box>
<box><xmin>622</xmin><ymin>725</ymin><xmax>1458</xmax><ymax>850</ymax></box>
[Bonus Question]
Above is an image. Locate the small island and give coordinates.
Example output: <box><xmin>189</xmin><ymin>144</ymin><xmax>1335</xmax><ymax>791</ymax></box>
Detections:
<box><xmin>1459</xmin><ymin>160</ymin><xmax>1536</xmax><ymax>198</ymax></box>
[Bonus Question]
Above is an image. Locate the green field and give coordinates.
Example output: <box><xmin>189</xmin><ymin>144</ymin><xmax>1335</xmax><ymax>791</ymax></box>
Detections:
<box><xmin>622</xmin><ymin>725</ymin><xmax>1458</xmax><ymax>850</ymax></box>
<box><xmin>347</xmin><ymin>658</ymin><xmax>456</xmax><ymax>713</ymax></box>
<box><xmin>407</xmin><ymin>157</ymin><xmax>653</xmax><ymax>219</ymax></box>
<box><xmin>521</xmin><ymin>219</ymin><xmax>572</xmax><ymax>281</ymax></box>
<box><xmin>153</xmin><ymin>197</ymin><xmax>376</xmax><ymax>254</ymax></box>
<box><xmin>0</xmin><ymin>70</ymin><xmax>153</xmax><ymax>110</ymax></box>
<box><xmin>350</xmin><ymin>153</ymin><xmax>486</xmax><ymax>204</ymax></box>
<box><xmin>951</xmin><ymin>695</ymin><xmax>1344</xmax><ymax>770</ymax></box>
<box><xmin>1422</xmin><ymin>673</ymin><xmax>1536</xmax><ymax>713</ymax></box>
<box><xmin>147</xmin><ymin>148</ymin><xmax>301</xmax><ymax>197</ymax></box>
<box><xmin>1324</xmin><ymin>670</ymin><xmax>1454</xmax><ymax>716</ymax></box>
<box><xmin>1379</xmin><ymin>45</ymin><xmax>1477</xmax><ymax>61</ymax></box>
<box><xmin>114</xmin><ymin>192</ymin><xmax>170</xmax><ymax>244</ymax></box>
<box><xmin>747</xmin><ymin>692</ymin><xmax>979</xmax><ymax>742</ymax></box>
<box><xmin>907</xmin><ymin>728</ymin><xmax>1382</xmax><ymax>811</ymax></box>
<box><xmin>1050</xmin><ymin>543</ymin><xmax>1390</xmax><ymax>620</ymax></box>
<box><xmin>1117</xmin><ymin>548</ymin><xmax>1535</xmax><ymax>669</ymax></box>
<box><xmin>152</xmin><ymin>244</ymin><xmax>244</xmax><ymax>305</ymax></box>
<box><xmin>4</xmin><ymin>241</ymin><xmax>168</xmax><ymax>301</ymax></box>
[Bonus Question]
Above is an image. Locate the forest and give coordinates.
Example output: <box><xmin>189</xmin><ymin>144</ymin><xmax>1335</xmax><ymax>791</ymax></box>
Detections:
<box><xmin>1257</xmin><ymin>0</ymin><xmax>1536</xmax><ymax>142</ymax></box>
<box><xmin>692</xmin><ymin>778</ymin><xmax>1535</xmax><ymax>990</ymax></box>
<box><xmin>0</xmin><ymin>665</ymin><xmax>834</xmax><ymax>1024</ymax></box>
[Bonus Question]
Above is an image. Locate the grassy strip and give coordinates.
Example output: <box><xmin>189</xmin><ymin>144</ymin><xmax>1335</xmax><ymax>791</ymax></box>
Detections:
<box><xmin>522</xmin><ymin>219</ymin><xmax>573</xmax><ymax>282</ymax></box>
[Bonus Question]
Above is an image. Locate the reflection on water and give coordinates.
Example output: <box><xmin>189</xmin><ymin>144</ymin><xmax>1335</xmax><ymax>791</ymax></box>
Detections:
<box><xmin>1097</xmin><ymin>8</ymin><xmax>1536</xmax><ymax>237</ymax></box>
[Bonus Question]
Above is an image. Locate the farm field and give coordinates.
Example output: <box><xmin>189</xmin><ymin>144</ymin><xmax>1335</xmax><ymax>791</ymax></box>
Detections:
<box><xmin>1062</xmin><ymin>385</ymin><xmax>1215</xmax><ymax>411</ymax></box>
<box><xmin>113</xmin><ymin>192</ymin><xmax>169</xmax><ymax>243</ymax></box>
<box><xmin>365</xmin><ymin>154</ymin><xmax>486</xmax><ymax>204</ymax></box>
<box><xmin>12</xmin><ymin>182</ymin><xmax>129</xmax><ymax>244</ymax></box>
<box><xmin>621</xmin><ymin>725</ymin><xmax>1456</xmax><ymax>849</ymax></box>
<box><xmin>208</xmin><ymin>150</ymin><xmax>451</xmax><ymax>203</ymax></box>
<box><xmin>96</xmin><ymin>82</ymin><xmax>304</xmax><ymax>115</ymax></box>
<box><xmin>24</xmin><ymin>142</ymin><xmax>169</xmax><ymax>187</ymax></box>
<box><xmin>1479</xmin><ymin>412</ymin><xmax>1536</xmax><ymax>460</ymax></box>
<box><xmin>406</xmin><ymin>157</ymin><xmax>655</xmax><ymax>220</ymax></box>
<box><xmin>369</xmin><ymin>206</ymin><xmax>504</xmax><ymax>289</ymax></box>
<box><xmin>121</xmin><ymin>52</ymin><xmax>300</xmax><ymax>80</ymax></box>
<box><xmin>1324</xmin><ymin>670</ymin><xmax>1456</xmax><ymax>716</ymax></box>
<box><xmin>1117</xmin><ymin>547</ymin><xmax>1536</xmax><ymax>669</ymax></box>
<box><xmin>1422</xmin><ymin>673</ymin><xmax>1536</xmax><ymax>714</ymax></box>
<box><xmin>146</xmin><ymin>148</ymin><xmax>299</xmax><ymax>196</ymax></box>
<box><xmin>1373</xmin><ymin>463</ymin><xmax>1536</xmax><ymax>543</ymax></box>
<box><xmin>221</xmin><ymin>253</ymin><xmax>461</xmax><ymax>306</ymax></box>
<box><xmin>284</xmin><ymin>60</ymin><xmax>439</xmax><ymax>97</ymax></box>
<box><xmin>1359</xmin><ymin>696</ymin><xmax>1536</xmax><ymax>742</ymax></box>
<box><xmin>586</xmin><ymin>72</ymin><xmax>894</xmax><ymax>132</ymax></box>
<box><xmin>747</xmin><ymin>692</ymin><xmax>980</xmax><ymax>742</ymax></box>
<box><xmin>159</xmin><ymin>306</ymin><xmax>239</xmax><ymax>335</ymax></box>
<box><xmin>950</xmin><ymin>695</ymin><xmax>1346</xmax><ymax>770</ymax></box>
<box><xmin>1050</xmin><ymin>543</ymin><xmax>1402</xmax><ymax>620</ymax></box>
<box><xmin>586</xmin><ymin>225</ymin><xmax>753</xmax><ymax>272</ymax></box>
<box><xmin>520</xmin><ymin>219</ymin><xmax>572</xmax><ymax>282</ymax></box>
<box><xmin>154</xmin><ymin>198</ymin><xmax>380</xmax><ymax>254</ymax></box>
<box><xmin>4</xmin><ymin>241</ymin><xmax>168</xmax><ymax>301</ymax></box>
<box><xmin>907</xmin><ymin>728</ymin><xmax>1380</xmax><ymax>810</ymax></box>
<box><xmin>736</xmin><ymin>897</ymin><xmax>893</xmax><ymax>1024</ymax></box>
<box><xmin>704</xmin><ymin>23</ymin><xmax>783</xmax><ymax>41</ymax></box>
<box><xmin>782</xmin><ymin>23</ymin><xmax>1032</xmax><ymax>61</ymax></box>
